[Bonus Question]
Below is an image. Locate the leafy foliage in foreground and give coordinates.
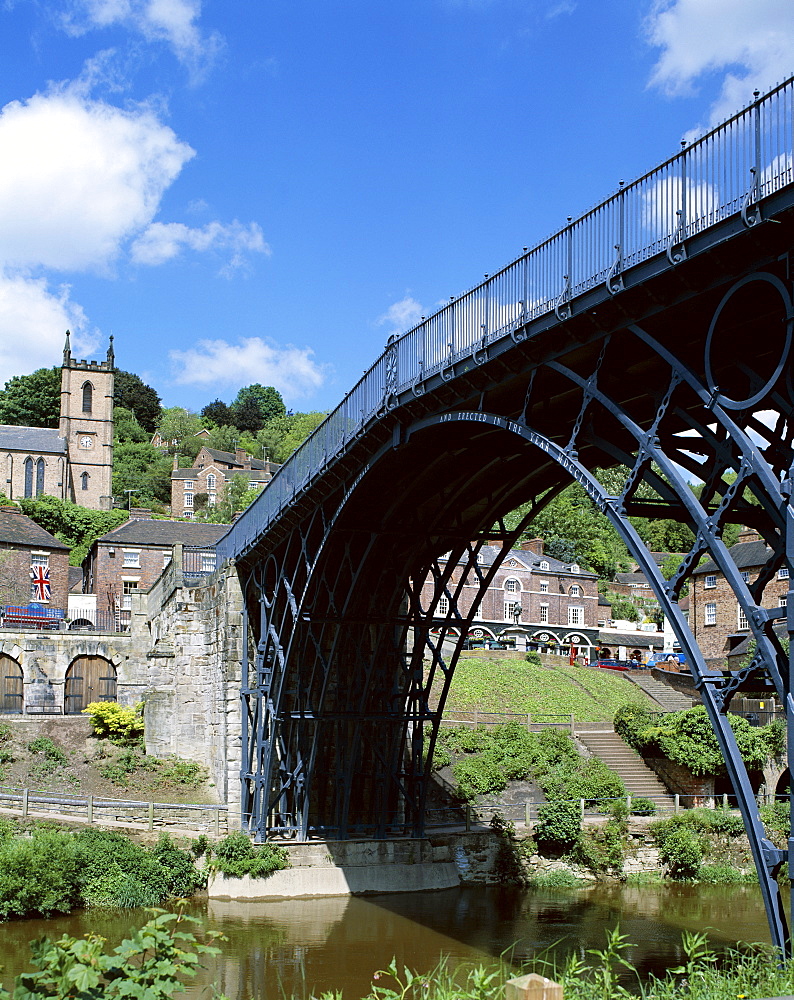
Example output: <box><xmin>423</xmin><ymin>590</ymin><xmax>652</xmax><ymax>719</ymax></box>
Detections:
<box><xmin>1</xmin><ymin>909</ymin><xmax>223</xmax><ymax>999</ymax></box>
<box><xmin>340</xmin><ymin>928</ymin><xmax>794</xmax><ymax>1000</ymax></box>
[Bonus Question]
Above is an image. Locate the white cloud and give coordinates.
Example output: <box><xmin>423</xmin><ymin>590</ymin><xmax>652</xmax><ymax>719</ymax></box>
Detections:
<box><xmin>646</xmin><ymin>0</ymin><xmax>794</xmax><ymax>125</ymax></box>
<box><xmin>0</xmin><ymin>88</ymin><xmax>194</xmax><ymax>272</ymax></box>
<box><xmin>0</xmin><ymin>272</ymin><xmax>97</xmax><ymax>377</ymax></box>
<box><xmin>63</xmin><ymin>0</ymin><xmax>223</xmax><ymax>79</ymax></box>
<box><xmin>377</xmin><ymin>296</ymin><xmax>424</xmax><ymax>335</ymax></box>
<box><xmin>169</xmin><ymin>338</ymin><xmax>326</xmax><ymax>398</ymax></box>
<box><xmin>130</xmin><ymin>220</ymin><xmax>270</xmax><ymax>272</ymax></box>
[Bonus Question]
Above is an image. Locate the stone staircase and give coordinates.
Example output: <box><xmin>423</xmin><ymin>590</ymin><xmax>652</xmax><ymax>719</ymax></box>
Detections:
<box><xmin>575</xmin><ymin>729</ymin><xmax>674</xmax><ymax>805</ymax></box>
<box><xmin>624</xmin><ymin>670</ymin><xmax>694</xmax><ymax>712</ymax></box>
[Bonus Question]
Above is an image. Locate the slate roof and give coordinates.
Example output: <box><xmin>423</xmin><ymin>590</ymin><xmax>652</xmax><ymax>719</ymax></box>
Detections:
<box><xmin>445</xmin><ymin>544</ymin><xmax>597</xmax><ymax>578</ymax></box>
<box><xmin>0</xmin><ymin>425</ymin><xmax>66</xmax><ymax>454</ymax></box>
<box><xmin>69</xmin><ymin>566</ymin><xmax>83</xmax><ymax>592</ymax></box>
<box><xmin>0</xmin><ymin>509</ymin><xmax>69</xmax><ymax>550</ymax></box>
<box><xmin>615</xmin><ymin>572</ymin><xmax>651</xmax><ymax>587</ymax></box>
<box><xmin>200</xmin><ymin>448</ymin><xmax>267</xmax><ymax>471</ymax></box>
<box><xmin>599</xmin><ymin>629</ymin><xmax>664</xmax><ymax>648</ymax></box>
<box><xmin>96</xmin><ymin>520</ymin><xmax>227</xmax><ymax>547</ymax></box>
<box><xmin>693</xmin><ymin>539</ymin><xmax>771</xmax><ymax>575</ymax></box>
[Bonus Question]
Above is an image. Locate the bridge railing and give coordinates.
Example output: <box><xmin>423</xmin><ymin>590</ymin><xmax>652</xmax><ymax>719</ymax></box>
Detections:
<box><xmin>217</xmin><ymin>77</ymin><xmax>794</xmax><ymax>563</ymax></box>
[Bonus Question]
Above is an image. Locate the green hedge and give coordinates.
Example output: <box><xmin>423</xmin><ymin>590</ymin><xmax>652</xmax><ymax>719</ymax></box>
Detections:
<box><xmin>614</xmin><ymin>703</ymin><xmax>780</xmax><ymax>776</ymax></box>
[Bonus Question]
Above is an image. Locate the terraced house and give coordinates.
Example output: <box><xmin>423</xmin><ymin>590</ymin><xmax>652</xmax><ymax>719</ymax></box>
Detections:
<box><xmin>690</xmin><ymin>528</ymin><xmax>790</xmax><ymax>667</ymax></box>
<box><xmin>422</xmin><ymin>539</ymin><xmax>600</xmax><ymax>657</ymax></box>
<box><xmin>171</xmin><ymin>446</ymin><xmax>280</xmax><ymax>518</ymax></box>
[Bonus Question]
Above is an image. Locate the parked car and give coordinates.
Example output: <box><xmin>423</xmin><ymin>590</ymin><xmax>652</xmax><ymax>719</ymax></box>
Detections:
<box><xmin>595</xmin><ymin>658</ymin><xmax>629</xmax><ymax>671</ymax></box>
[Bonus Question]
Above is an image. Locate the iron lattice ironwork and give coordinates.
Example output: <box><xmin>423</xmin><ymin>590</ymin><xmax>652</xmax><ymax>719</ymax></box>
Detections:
<box><xmin>226</xmin><ymin>77</ymin><xmax>794</xmax><ymax>952</ymax></box>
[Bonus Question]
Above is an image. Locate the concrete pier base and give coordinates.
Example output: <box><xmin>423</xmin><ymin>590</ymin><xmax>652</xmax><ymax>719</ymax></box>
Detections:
<box><xmin>207</xmin><ymin>838</ymin><xmax>461</xmax><ymax>900</ymax></box>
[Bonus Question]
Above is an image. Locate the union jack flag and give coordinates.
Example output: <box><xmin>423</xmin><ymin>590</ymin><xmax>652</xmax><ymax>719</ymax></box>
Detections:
<box><xmin>30</xmin><ymin>565</ymin><xmax>51</xmax><ymax>602</ymax></box>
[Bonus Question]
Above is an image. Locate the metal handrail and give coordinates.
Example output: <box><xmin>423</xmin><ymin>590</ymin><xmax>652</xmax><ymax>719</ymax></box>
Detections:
<box><xmin>217</xmin><ymin>78</ymin><xmax>794</xmax><ymax>564</ymax></box>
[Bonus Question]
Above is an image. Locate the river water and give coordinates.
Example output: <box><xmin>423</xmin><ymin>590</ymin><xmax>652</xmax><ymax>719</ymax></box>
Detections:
<box><xmin>0</xmin><ymin>884</ymin><xmax>772</xmax><ymax>998</ymax></box>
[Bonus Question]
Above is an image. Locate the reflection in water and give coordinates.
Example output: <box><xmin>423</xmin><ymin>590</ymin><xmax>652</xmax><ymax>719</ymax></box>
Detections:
<box><xmin>0</xmin><ymin>885</ymin><xmax>773</xmax><ymax>999</ymax></box>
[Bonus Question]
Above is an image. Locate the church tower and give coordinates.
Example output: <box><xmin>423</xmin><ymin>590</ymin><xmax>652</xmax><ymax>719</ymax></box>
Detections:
<box><xmin>60</xmin><ymin>333</ymin><xmax>115</xmax><ymax>511</ymax></box>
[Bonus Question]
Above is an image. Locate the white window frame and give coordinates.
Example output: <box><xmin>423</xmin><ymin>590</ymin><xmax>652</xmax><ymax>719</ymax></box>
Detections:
<box><xmin>121</xmin><ymin>578</ymin><xmax>139</xmax><ymax>611</ymax></box>
<box><xmin>779</xmin><ymin>595</ymin><xmax>787</xmax><ymax>608</ymax></box>
<box><xmin>184</xmin><ymin>493</ymin><xmax>194</xmax><ymax>508</ymax></box>
<box><xmin>568</xmin><ymin>606</ymin><xmax>584</xmax><ymax>627</ymax></box>
<box><xmin>779</xmin><ymin>567</ymin><xmax>790</xmax><ymax>580</ymax></box>
<box><xmin>202</xmin><ymin>552</ymin><xmax>216</xmax><ymax>573</ymax></box>
<box><xmin>704</xmin><ymin>574</ymin><xmax>716</xmax><ymax>589</ymax></box>
<box><xmin>570</xmin><ymin>584</ymin><xmax>581</xmax><ymax>597</ymax></box>
<box><xmin>206</xmin><ymin>473</ymin><xmax>216</xmax><ymax>490</ymax></box>
<box><xmin>163</xmin><ymin>552</ymin><xmax>172</xmax><ymax>568</ymax></box>
<box><xmin>539</xmin><ymin>580</ymin><xmax>549</xmax><ymax>594</ymax></box>
<box><xmin>741</xmin><ymin>570</ymin><xmax>750</xmax><ymax>583</ymax></box>
<box><xmin>539</xmin><ymin>561</ymin><xmax>550</xmax><ymax>571</ymax></box>
<box><xmin>539</xmin><ymin>604</ymin><xmax>549</xmax><ymax>623</ymax></box>
<box><xmin>122</xmin><ymin>549</ymin><xmax>140</xmax><ymax>568</ymax></box>
<box><xmin>504</xmin><ymin>578</ymin><xmax>520</xmax><ymax>593</ymax></box>
<box><xmin>704</xmin><ymin>602</ymin><xmax>717</xmax><ymax>626</ymax></box>
<box><xmin>437</xmin><ymin>596</ymin><xmax>449</xmax><ymax>617</ymax></box>
<box><xmin>737</xmin><ymin>604</ymin><xmax>748</xmax><ymax>630</ymax></box>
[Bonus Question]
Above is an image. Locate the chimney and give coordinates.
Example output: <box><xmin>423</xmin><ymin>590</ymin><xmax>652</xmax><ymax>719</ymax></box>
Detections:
<box><xmin>519</xmin><ymin>538</ymin><xmax>544</xmax><ymax>556</ymax></box>
<box><xmin>737</xmin><ymin>527</ymin><xmax>762</xmax><ymax>545</ymax></box>
<box><xmin>235</xmin><ymin>447</ymin><xmax>249</xmax><ymax>467</ymax></box>
<box><xmin>486</xmin><ymin>538</ymin><xmax>503</xmax><ymax>549</ymax></box>
<box><xmin>172</xmin><ymin>454</ymin><xmax>179</xmax><ymax>471</ymax></box>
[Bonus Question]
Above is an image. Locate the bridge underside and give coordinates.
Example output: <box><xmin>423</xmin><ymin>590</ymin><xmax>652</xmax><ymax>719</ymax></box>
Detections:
<box><xmin>235</xmin><ymin>194</ymin><xmax>794</xmax><ymax>950</ymax></box>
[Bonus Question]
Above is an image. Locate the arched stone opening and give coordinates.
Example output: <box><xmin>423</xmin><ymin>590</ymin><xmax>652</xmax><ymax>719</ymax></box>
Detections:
<box><xmin>64</xmin><ymin>656</ymin><xmax>117</xmax><ymax>714</ymax></box>
<box><xmin>0</xmin><ymin>655</ymin><xmax>23</xmax><ymax>714</ymax></box>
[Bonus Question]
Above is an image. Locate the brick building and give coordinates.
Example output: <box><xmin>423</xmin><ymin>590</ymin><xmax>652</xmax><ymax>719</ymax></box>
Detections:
<box><xmin>0</xmin><ymin>506</ymin><xmax>70</xmax><ymax>611</ymax></box>
<box><xmin>171</xmin><ymin>447</ymin><xmax>280</xmax><ymax>518</ymax></box>
<box><xmin>690</xmin><ymin>528</ymin><xmax>790</xmax><ymax>667</ymax></box>
<box><xmin>423</xmin><ymin>539</ymin><xmax>600</xmax><ymax>655</ymax></box>
<box><xmin>0</xmin><ymin>333</ymin><xmax>115</xmax><ymax>510</ymax></box>
<box><xmin>83</xmin><ymin>515</ymin><xmax>227</xmax><ymax>621</ymax></box>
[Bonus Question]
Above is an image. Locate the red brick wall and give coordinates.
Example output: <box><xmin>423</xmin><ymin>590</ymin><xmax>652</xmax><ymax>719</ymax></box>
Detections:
<box><xmin>0</xmin><ymin>545</ymin><xmax>70</xmax><ymax>611</ymax></box>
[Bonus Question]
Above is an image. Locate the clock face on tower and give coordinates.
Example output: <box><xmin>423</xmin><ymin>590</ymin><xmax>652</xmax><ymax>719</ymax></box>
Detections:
<box><xmin>79</xmin><ymin>435</ymin><xmax>93</xmax><ymax>449</ymax></box>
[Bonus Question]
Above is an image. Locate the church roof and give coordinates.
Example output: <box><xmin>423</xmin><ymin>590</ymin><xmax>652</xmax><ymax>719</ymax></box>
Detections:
<box><xmin>0</xmin><ymin>425</ymin><xmax>66</xmax><ymax>454</ymax></box>
<box><xmin>0</xmin><ymin>508</ymin><xmax>70</xmax><ymax>550</ymax></box>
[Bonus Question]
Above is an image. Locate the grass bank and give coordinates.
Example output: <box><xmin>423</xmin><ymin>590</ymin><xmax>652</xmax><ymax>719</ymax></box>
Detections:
<box><xmin>439</xmin><ymin>657</ymin><xmax>653</xmax><ymax>721</ymax></box>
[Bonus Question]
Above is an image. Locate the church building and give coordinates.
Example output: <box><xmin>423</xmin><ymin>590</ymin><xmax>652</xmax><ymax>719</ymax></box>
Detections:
<box><xmin>0</xmin><ymin>333</ymin><xmax>115</xmax><ymax>511</ymax></box>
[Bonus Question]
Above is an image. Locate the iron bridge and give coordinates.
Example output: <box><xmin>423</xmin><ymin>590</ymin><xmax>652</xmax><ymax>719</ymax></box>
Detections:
<box><xmin>217</xmin><ymin>79</ymin><xmax>794</xmax><ymax>952</ymax></box>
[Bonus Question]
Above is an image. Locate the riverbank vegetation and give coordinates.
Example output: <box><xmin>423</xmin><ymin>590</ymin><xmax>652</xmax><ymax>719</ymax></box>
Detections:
<box><xmin>615</xmin><ymin>703</ymin><xmax>784</xmax><ymax>775</ymax></box>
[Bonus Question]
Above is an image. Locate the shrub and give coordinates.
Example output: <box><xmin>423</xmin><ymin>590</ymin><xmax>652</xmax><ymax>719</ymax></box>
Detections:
<box><xmin>630</xmin><ymin>797</ymin><xmax>657</xmax><ymax>816</ymax></box>
<box><xmin>535</xmin><ymin>800</ymin><xmax>581</xmax><ymax>850</ymax></box>
<box><xmin>151</xmin><ymin>833</ymin><xmax>205</xmax><ymax>898</ymax></box>
<box><xmin>154</xmin><ymin>757</ymin><xmax>205</xmax><ymax>787</ymax></box>
<box><xmin>83</xmin><ymin>701</ymin><xmax>145</xmax><ymax>746</ymax></box>
<box><xmin>453</xmin><ymin>750</ymin><xmax>508</xmax><ymax>800</ymax></box>
<box><xmin>75</xmin><ymin>828</ymin><xmax>168</xmax><ymax>908</ymax></box>
<box><xmin>576</xmin><ymin>820</ymin><xmax>625</xmax><ymax>875</ymax></box>
<box><xmin>0</xmin><ymin>828</ymin><xmax>81</xmax><ymax>918</ymax></box>
<box><xmin>211</xmin><ymin>831</ymin><xmax>291</xmax><ymax>879</ymax></box>
<box><xmin>657</xmin><ymin>825</ymin><xmax>703</xmax><ymax>879</ymax></box>
<box><xmin>525</xmin><ymin>650</ymin><xmax>543</xmax><ymax>667</ymax></box>
<box><xmin>26</xmin><ymin>736</ymin><xmax>67</xmax><ymax>765</ymax></box>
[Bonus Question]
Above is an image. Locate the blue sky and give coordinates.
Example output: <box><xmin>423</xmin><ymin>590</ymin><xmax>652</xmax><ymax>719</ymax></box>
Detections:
<box><xmin>0</xmin><ymin>0</ymin><xmax>791</xmax><ymax>416</ymax></box>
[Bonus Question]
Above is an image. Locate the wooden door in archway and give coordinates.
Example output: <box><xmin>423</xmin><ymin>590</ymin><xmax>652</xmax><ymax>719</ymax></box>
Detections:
<box><xmin>0</xmin><ymin>655</ymin><xmax>23</xmax><ymax>714</ymax></box>
<box><xmin>64</xmin><ymin>657</ymin><xmax>116</xmax><ymax>714</ymax></box>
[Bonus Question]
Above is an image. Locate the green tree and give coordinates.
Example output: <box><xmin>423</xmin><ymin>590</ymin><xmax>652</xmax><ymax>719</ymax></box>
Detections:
<box><xmin>257</xmin><ymin>411</ymin><xmax>327</xmax><ymax>464</ymax></box>
<box><xmin>201</xmin><ymin>398</ymin><xmax>233</xmax><ymax>426</ymax></box>
<box><xmin>156</xmin><ymin>407</ymin><xmax>202</xmax><ymax>455</ymax></box>
<box><xmin>113</xmin><ymin>370</ymin><xmax>162</xmax><ymax>432</ymax></box>
<box><xmin>208</xmin><ymin>424</ymin><xmax>239</xmax><ymax>453</ymax></box>
<box><xmin>0</xmin><ymin>367</ymin><xmax>60</xmax><ymax>427</ymax></box>
<box><xmin>17</xmin><ymin>496</ymin><xmax>128</xmax><ymax>566</ymax></box>
<box><xmin>232</xmin><ymin>384</ymin><xmax>285</xmax><ymax>432</ymax></box>
<box><xmin>608</xmin><ymin>596</ymin><xmax>640</xmax><ymax>622</ymax></box>
<box><xmin>112</xmin><ymin>443</ymin><xmax>173</xmax><ymax>506</ymax></box>
<box><xmin>113</xmin><ymin>405</ymin><xmax>148</xmax><ymax>444</ymax></box>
